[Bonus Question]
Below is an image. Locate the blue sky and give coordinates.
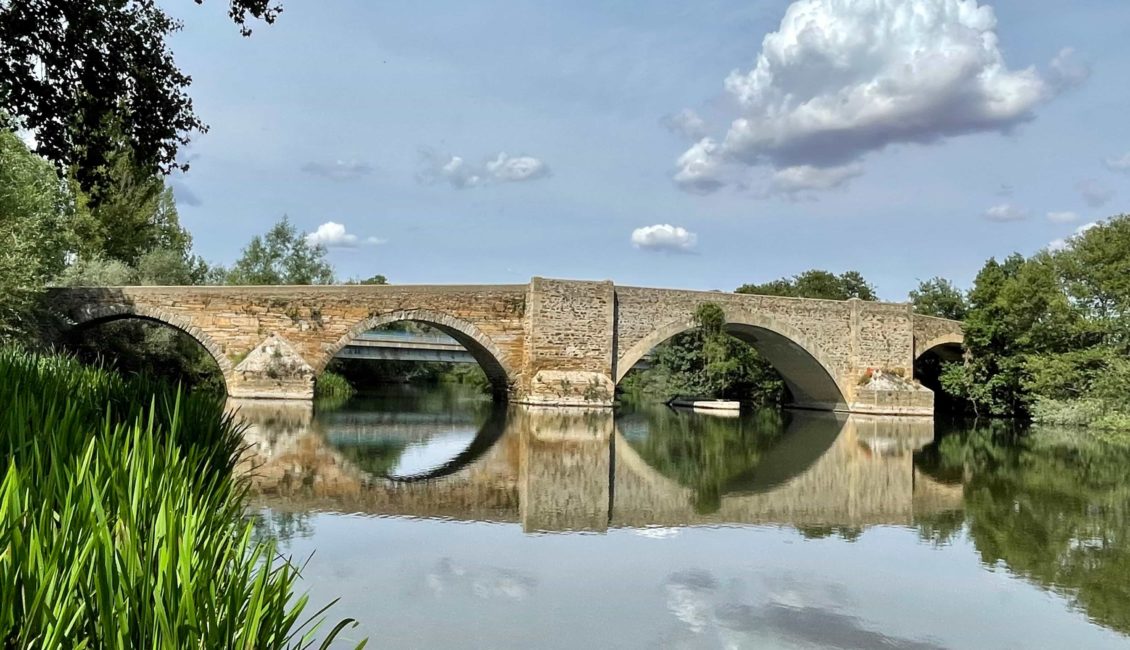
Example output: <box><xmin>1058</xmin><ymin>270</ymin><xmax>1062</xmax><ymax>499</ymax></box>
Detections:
<box><xmin>164</xmin><ymin>0</ymin><xmax>1130</xmax><ymax>300</ymax></box>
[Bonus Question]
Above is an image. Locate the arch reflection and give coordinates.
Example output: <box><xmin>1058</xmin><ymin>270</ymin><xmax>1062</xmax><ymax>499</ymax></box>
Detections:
<box><xmin>237</xmin><ymin>398</ymin><xmax>956</xmax><ymax>534</ymax></box>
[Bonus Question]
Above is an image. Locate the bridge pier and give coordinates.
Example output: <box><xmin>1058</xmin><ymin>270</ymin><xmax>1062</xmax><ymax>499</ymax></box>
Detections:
<box><xmin>227</xmin><ymin>333</ymin><xmax>316</xmax><ymax>400</ymax></box>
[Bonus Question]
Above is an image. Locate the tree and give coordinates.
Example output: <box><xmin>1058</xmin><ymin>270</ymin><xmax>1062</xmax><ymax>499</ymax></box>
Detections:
<box><xmin>343</xmin><ymin>274</ymin><xmax>388</xmax><ymax>285</ymax></box>
<box><xmin>736</xmin><ymin>269</ymin><xmax>877</xmax><ymax>301</ymax></box>
<box><xmin>0</xmin><ymin>129</ymin><xmax>70</xmax><ymax>337</ymax></box>
<box><xmin>1056</xmin><ymin>216</ymin><xmax>1130</xmax><ymax>345</ymax></box>
<box><xmin>941</xmin><ymin>253</ymin><xmax>1094</xmax><ymax>417</ymax></box>
<box><xmin>909</xmin><ymin>277</ymin><xmax>968</xmax><ymax>320</ymax></box>
<box><xmin>226</xmin><ymin>217</ymin><xmax>334</xmax><ymax>285</ymax></box>
<box><xmin>68</xmin><ymin>146</ymin><xmax>194</xmax><ymax>265</ymax></box>
<box><xmin>622</xmin><ymin>302</ymin><xmax>785</xmax><ymax>405</ymax></box>
<box><xmin>0</xmin><ymin>0</ymin><xmax>280</xmax><ymax>195</ymax></box>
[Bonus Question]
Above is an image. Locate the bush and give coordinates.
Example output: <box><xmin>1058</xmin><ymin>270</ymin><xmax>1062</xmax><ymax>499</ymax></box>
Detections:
<box><xmin>315</xmin><ymin>370</ymin><xmax>356</xmax><ymax>400</ymax></box>
<box><xmin>0</xmin><ymin>348</ymin><xmax>364</xmax><ymax>648</ymax></box>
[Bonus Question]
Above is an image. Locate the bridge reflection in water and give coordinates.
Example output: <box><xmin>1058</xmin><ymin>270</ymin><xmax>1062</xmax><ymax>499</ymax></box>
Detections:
<box><xmin>234</xmin><ymin>398</ymin><xmax>962</xmax><ymax>533</ymax></box>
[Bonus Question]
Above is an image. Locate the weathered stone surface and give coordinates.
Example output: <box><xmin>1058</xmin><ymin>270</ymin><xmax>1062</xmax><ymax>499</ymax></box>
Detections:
<box><xmin>231</xmin><ymin>333</ymin><xmax>315</xmax><ymax>399</ymax></box>
<box><xmin>45</xmin><ymin>279</ymin><xmax>963</xmax><ymax>414</ymax></box>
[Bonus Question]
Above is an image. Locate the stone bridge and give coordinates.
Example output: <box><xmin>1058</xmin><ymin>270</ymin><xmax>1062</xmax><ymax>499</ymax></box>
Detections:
<box><xmin>46</xmin><ymin>278</ymin><xmax>963</xmax><ymax>416</ymax></box>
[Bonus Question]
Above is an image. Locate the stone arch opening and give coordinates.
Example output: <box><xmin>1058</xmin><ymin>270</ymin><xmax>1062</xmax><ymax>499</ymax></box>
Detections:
<box><xmin>62</xmin><ymin>304</ymin><xmax>233</xmax><ymax>391</ymax></box>
<box><xmin>615</xmin><ymin>312</ymin><xmax>847</xmax><ymax>411</ymax></box>
<box><xmin>914</xmin><ymin>336</ymin><xmax>965</xmax><ymax>414</ymax></box>
<box><xmin>320</xmin><ymin>309</ymin><xmax>515</xmax><ymax>401</ymax></box>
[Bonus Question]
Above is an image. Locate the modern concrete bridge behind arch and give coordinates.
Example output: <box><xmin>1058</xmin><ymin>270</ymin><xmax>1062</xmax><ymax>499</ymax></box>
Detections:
<box><xmin>336</xmin><ymin>331</ymin><xmax>479</xmax><ymax>364</ymax></box>
<box><xmin>47</xmin><ymin>277</ymin><xmax>963</xmax><ymax>416</ymax></box>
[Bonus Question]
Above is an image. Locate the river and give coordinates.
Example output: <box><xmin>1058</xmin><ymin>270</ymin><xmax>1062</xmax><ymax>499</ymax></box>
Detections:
<box><xmin>234</xmin><ymin>385</ymin><xmax>1130</xmax><ymax>649</ymax></box>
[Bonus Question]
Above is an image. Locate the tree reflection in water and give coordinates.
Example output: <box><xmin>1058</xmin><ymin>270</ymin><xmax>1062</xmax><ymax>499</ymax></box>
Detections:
<box><xmin>617</xmin><ymin>405</ymin><xmax>795</xmax><ymax>514</ymax></box>
<box><xmin>915</xmin><ymin>422</ymin><xmax>1130</xmax><ymax>635</ymax></box>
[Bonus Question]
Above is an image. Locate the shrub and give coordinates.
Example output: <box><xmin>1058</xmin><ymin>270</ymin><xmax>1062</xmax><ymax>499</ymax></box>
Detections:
<box><xmin>315</xmin><ymin>370</ymin><xmax>356</xmax><ymax>400</ymax></box>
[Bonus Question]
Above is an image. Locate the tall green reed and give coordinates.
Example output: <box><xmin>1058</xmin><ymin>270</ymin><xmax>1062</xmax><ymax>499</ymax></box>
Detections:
<box><xmin>0</xmin><ymin>348</ymin><xmax>365</xmax><ymax>648</ymax></box>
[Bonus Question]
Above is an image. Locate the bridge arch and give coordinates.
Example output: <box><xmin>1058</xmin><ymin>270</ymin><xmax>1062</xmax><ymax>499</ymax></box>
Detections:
<box><xmin>63</xmin><ymin>303</ymin><xmax>234</xmax><ymax>386</ymax></box>
<box><xmin>615</xmin><ymin>310</ymin><xmax>848</xmax><ymax>410</ymax></box>
<box><xmin>915</xmin><ymin>333</ymin><xmax>964</xmax><ymax>361</ymax></box>
<box><xmin>319</xmin><ymin>309</ymin><xmax>517</xmax><ymax>399</ymax></box>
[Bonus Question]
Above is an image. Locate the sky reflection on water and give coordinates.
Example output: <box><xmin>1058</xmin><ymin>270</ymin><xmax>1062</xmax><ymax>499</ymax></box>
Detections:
<box><xmin>237</xmin><ymin>390</ymin><xmax>1130</xmax><ymax>649</ymax></box>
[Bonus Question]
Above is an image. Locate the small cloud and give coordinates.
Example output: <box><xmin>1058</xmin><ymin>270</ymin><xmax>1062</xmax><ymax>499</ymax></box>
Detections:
<box><xmin>305</xmin><ymin>221</ymin><xmax>383</xmax><ymax>248</ymax></box>
<box><xmin>300</xmin><ymin>160</ymin><xmax>374</xmax><ymax>181</ymax></box>
<box><xmin>1046</xmin><ymin>211</ymin><xmax>1079</xmax><ymax>224</ymax></box>
<box><xmin>1103</xmin><ymin>153</ymin><xmax>1130</xmax><ymax>174</ymax></box>
<box><xmin>485</xmin><ymin>152</ymin><xmax>550</xmax><ymax>183</ymax></box>
<box><xmin>631</xmin><ymin>224</ymin><xmax>698</xmax><ymax>253</ymax></box>
<box><xmin>673</xmin><ymin>138</ymin><xmax>727</xmax><ymax>194</ymax></box>
<box><xmin>1076</xmin><ymin>179</ymin><xmax>1115</xmax><ymax>208</ymax></box>
<box><xmin>419</xmin><ymin>149</ymin><xmax>549</xmax><ymax>189</ymax></box>
<box><xmin>767</xmin><ymin>164</ymin><xmax>863</xmax><ymax>198</ymax></box>
<box><xmin>1049</xmin><ymin>221</ymin><xmax>1100</xmax><ymax>252</ymax></box>
<box><xmin>1048</xmin><ymin>48</ymin><xmax>1091</xmax><ymax>91</ymax></box>
<box><xmin>661</xmin><ymin>109</ymin><xmax>708</xmax><ymax>140</ymax></box>
<box><xmin>983</xmin><ymin>203</ymin><xmax>1030</xmax><ymax>222</ymax></box>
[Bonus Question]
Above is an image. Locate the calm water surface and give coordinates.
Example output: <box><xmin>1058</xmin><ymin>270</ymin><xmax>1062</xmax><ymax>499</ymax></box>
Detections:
<box><xmin>234</xmin><ymin>386</ymin><xmax>1130</xmax><ymax>649</ymax></box>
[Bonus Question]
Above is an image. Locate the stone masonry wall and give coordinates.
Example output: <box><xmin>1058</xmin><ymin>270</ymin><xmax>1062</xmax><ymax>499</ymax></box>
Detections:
<box><xmin>48</xmin><ymin>285</ymin><xmax>528</xmax><ymax>397</ymax></box>
<box><xmin>613</xmin><ymin>286</ymin><xmax>856</xmax><ymax>380</ymax></box>
<box><xmin>46</xmin><ymin>280</ymin><xmax>961</xmax><ymax>413</ymax></box>
<box><xmin>520</xmin><ymin>278</ymin><xmax>616</xmax><ymax>405</ymax></box>
<box><xmin>912</xmin><ymin>314</ymin><xmax>965</xmax><ymax>358</ymax></box>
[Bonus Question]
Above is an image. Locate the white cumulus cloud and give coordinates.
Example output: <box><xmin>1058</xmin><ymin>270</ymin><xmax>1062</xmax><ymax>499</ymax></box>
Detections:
<box><xmin>419</xmin><ymin>149</ymin><xmax>550</xmax><ymax>189</ymax></box>
<box><xmin>485</xmin><ymin>152</ymin><xmax>550</xmax><ymax>182</ymax></box>
<box><xmin>631</xmin><ymin>224</ymin><xmax>698</xmax><ymax>253</ymax></box>
<box><xmin>1046</xmin><ymin>211</ymin><xmax>1079</xmax><ymax>224</ymax></box>
<box><xmin>305</xmin><ymin>222</ymin><xmax>384</xmax><ymax>248</ymax></box>
<box><xmin>674</xmin><ymin>0</ymin><xmax>1078</xmax><ymax>195</ymax></box>
<box><xmin>983</xmin><ymin>203</ymin><xmax>1029</xmax><ymax>222</ymax></box>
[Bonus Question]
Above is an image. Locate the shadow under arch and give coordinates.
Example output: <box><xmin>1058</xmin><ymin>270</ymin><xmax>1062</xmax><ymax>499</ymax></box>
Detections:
<box><xmin>320</xmin><ymin>309</ymin><xmax>515</xmax><ymax>401</ymax></box>
<box><xmin>615</xmin><ymin>311</ymin><xmax>847</xmax><ymax>411</ymax></box>
<box><xmin>62</xmin><ymin>302</ymin><xmax>234</xmax><ymax>388</ymax></box>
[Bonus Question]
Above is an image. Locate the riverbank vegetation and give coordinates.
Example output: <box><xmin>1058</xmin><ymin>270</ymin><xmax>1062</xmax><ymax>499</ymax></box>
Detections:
<box><xmin>316</xmin><ymin>369</ymin><xmax>357</xmax><ymax>400</ymax></box>
<box><xmin>0</xmin><ymin>347</ymin><xmax>362</xmax><ymax>647</ymax></box>
<box><xmin>919</xmin><ymin>215</ymin><xmax>1130</xmax><ymax>431</ymax></box>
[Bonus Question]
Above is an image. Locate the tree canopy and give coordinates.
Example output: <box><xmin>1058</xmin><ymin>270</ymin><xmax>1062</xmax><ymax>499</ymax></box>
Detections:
<box><xmin>938</xmin><ymin>217</ymin><xmax>1130</xmax><ymax>422</ymax></box>
<box><xmin>0</xmin><ymin>129</ymin><xmax>70</xmax><ymax>337</ymax></box>
<box><xmin>224</xmin><ymin>217</ymin><xmax>334</xmax><ymax>285</ymax></box>
<box><xmin>0</xmin><ymin>0</ymin><xmax>280</xmax><ymax>195</ymax></box>
<box><xmin>909</xmin><ymin>277</ymin><xmax>968</xmax><ymax>320</ymax></box>
<box><xmin>736</xmin><ymin>270</ymin><xmax>877</xmax><ymax>301</ymax></box>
